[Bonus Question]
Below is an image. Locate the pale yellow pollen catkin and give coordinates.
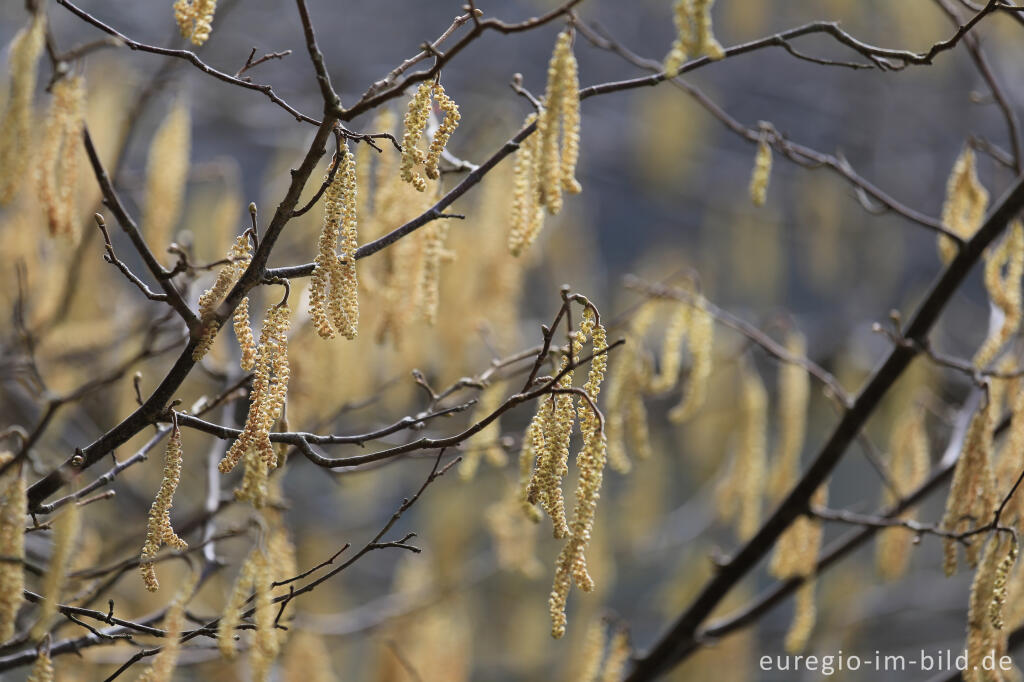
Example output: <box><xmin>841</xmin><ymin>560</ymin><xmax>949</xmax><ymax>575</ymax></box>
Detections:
<box><xmin>400</xmin><ymin>83</ymin><xmax>433</xmax><ymax>192</ymax></box>
<box><xmin>599</xmin><ymin>628</ymin><xmax>631</xmax><ymax>682</ymax></box>
<box><xmin>664</xmin><ymin>0</ymin><xmax>725</xmax><ymax>76</ymax></box>
<box><xmin>418</xmin><ymin>219</ymin><xmax>450</xmax><ymax>326</ymax></box>
<box><xmin>575</xmin><ymin>618</ymin><xmax>607</xmax><ymax>682</ymax></box>
<box><xmin>32</xmin><ymin>502</ymin><xmax>80</xmax><ymax>639</ymax></box>
<box><xmin>943</xmin><ymin>398</ymin><xmax>999</xmax><ymax>576</ymax></box>
<box><xmin>283</xmin><ymin>630</ymin><xmax>336</xmax><ymax>682</ymax></box>
<box><xmin>234</xmin><ymin>447</ymin><xmax>270</xmax><ymax>509</ymax></box>
<box><xmin>508</xmin><ymin>113</ymin><xmax>545</xmax><ymax>257</ymax></box>
<box><xmin>461</xmin><ymin>382</ymin><xmax>508</xmax><ymax>480</ymax></box>
<box><xmin>990</xmin><ymin>536</ymin><xmax>1018</xmax><ymax>631</ymax></box>
<box><xmin>143</xmin><ymin>98</ymin><xmax>190</xmax><ymax>265</ymax></box>
<box><xmin>527</xmin><ymin>374</ymin><xmax>575</xmax><ymax>539</ymax></box>
<box><xmin>769</xmin><ymin>332</ymin><xmax>809</xmax><ymax>502</ymax></box>
<box><xmin>218</xmin><ymin>547</ymin><xmax>259</xmax><ymax>660</ymax></box>
<box><xmin>0</xmin><ymin>453</ymin><xmax>26</xmax><ymax>643</ymax></box>
<box><xmin>518</xmin><ymin>420</ymin><xmax>545</xmax><ymax>523</ymax></box>
<box><xmin>234</xmin><ymin>296</ymin><xmax>257</xmax><ymax>371</ymax></box>
<box><xmin>965</xmin><ymin>535</ymin><xmax>1010</xmax><ymax>681</ymax></box>
<box><xmin>648</xmin><ymin>302</ymin><xmax>690</xmax><ymax>395</ymax></box>
<box><xmin>193</xmin><ymin>233</ymin><xmax>252</xmax><ymax>361</ymax></box>
<box><xmin>37</xmin><ymin>76</ymin><xmax>87</xmax><ymax>238</ymax></box>
<box><xmin>939</xmin><ymin>146</ymin><xmax>988</xmax><ymax>265</ymax></box>
<box><xmin>424</xmin><ymin>83</ymin><xmax>460</xmax><ymax>180</ymax></box>
<box><xmin>718</xmin><ymin>364</ymin><xmax>767</xmax><ymax>540</ymax></box>
<box><xmin>172</xmin><ymin>0</ymin><xmax>218</xmax><ymax>46</ymax></box>
<box><xmin>668</xmin><ymin>295</ymin><xmax>714</xmax><ymax>423</ymax></box>
<box><xmin>250</xmin><ymin>547</ymin><xmax>280</xmax><ymax>682</ymax></box>
<box><xmin>606</xmin><ymin>302</ymin><xmax>656</xmax><ymax>473</ymax></box>
<box><xmin>559</xmin><ymin>41</ymin><xmax>582</xmax><ymax>196</ymax></box>
<box><xmin>310</xmin><ymin>146</ymin><xmax>359</xmax><ymax>339</ymax></box>
<box><xmin>784</xmin><ymin>581</ymin><xmax>818</xmax><ymax>654</ymax></box>
<box><xmin>771</xmin><ymin>484</ymin><xmax>827</xmax><ymax>580</ymax></box>
<box><xmin>749</xmin><ymin>138</ymin><xmax>772</xmax><ymax>207</ymax></box>
<box><xmin>974</xmin><ymin>220</ymin><xmax>1024</xmax><ymax>368</ymax></box>
<box><xmin>136</xmin><ymin>572</ymin><xmax>197</xmax><ymax>682</ymax></box>
<box><xmin>538</xmin><ymin>31</ymin><xmax>578</xmax><ymax>216</ymax></box>
<box><xmin>875</xmin><ymin>407</ymin><xmax>930</xmax><ymax>580</ymax></box>
<box><xmin>140</xmin><ymin>423</ymin><xmax>188</xmax><ymax>592</ymax></box>
<box><xmin>485</xmin><ymin>484</ymin><xmax>544</xmax><ymax>578</ymax></box>
<box><xmin>0</xmin><ymin>11</ymin><xmax>46</xmax><ymax>205</ymax></box>
<box><xmin>26</xmin><ymin>648</ymin><xmax>53</xmax><ymax>682</ymax></box>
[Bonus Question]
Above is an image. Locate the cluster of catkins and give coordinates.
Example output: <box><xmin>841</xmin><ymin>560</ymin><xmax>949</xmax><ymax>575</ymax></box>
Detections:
<box><xmin>518</xmin><ymin>306</ymin><xmax>609</xmax><ymax>638</ymax></box>
<box><xmin>400</xmin><ymin>81</ymin><xmax>461</xmax><ymax>192</ymax></box>
<box><xmin>663</xmin><ymin>0</ymin><xmax>725</xmax><ymax>76</ymax></box>
<box><xmin>310</xmin><ymin>145</ymin><xmax>360</xmax><ymax>339</ymax></box>
<box><xmin>173</xmin><ymin>0</ymin><xmax>218</xmax><ymax>45</ymax></box>
<box><xmin>508</xmin><ymin>30</ymin><xmax>582</xmax><ymax>257</ymax></box>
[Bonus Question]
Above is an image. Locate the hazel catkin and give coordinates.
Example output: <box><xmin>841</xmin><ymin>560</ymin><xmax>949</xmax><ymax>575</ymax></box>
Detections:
<box><xmin>0</xmin><ymin>11</ymin><xmax>46</xmax><ymax>205</ymax></box>
<box><xmin>139</xmin><ymin>422</ymin><xmax>188</xmax><ymax>592</ymax></box>
<box><xmin>173</xmin><ymin>0</ymin><xmax>218</xmax><ymax>45</ymax></box>
<box><xmin>37</xmin><ymin>76</ymin><xmax>86</xmax><ymax>238</ymax></box>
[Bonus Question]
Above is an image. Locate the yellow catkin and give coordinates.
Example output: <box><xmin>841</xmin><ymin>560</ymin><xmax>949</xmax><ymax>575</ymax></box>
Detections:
<box><xmin>939</xmin><ymin>146</ymin><xmax>988</xmax><ymax>265</ymax></box>
<box><xmin>771</xmin><ymin>484</ymin><xmax>828</xmax><ymax>580</ymax></box>
<box><xmin>220</xmin><ymin>303</ymin><xmax>291</xmax><ymax>472</ymax></box>
<box><xmin>136</xmin><ymin>572</ymin><xmax>197</xmax><ymax>682</ymax></box>
<box><xmin>283</xmin><ymin>630</ymin><xmax>336</xmax><ymax>682</ymax></box>
<box><xmin>418</xmin><ymin>220</ymin><xmax>450</xmax><ymax>325</ymax></box>
<box><xmin>718</xmin><ymin>364</ymin><xmax>767</xmax><ymax>540</ymax></box>
<box><xmin>668</xmin><ymin>295</ymin><xmax>714</xmax><ymax>423</ymax></box>
<box><xmin>461</xmin><ymin>382</ymin><xmax>508</xmax><ymax>480</ymax></box>
<box><xmin>31</xmin><ymin>502</ymin><xmax>80</xmax><ymax>640</ymax></box>
<box><xmin>538</xmin><ymin>31</ymin><xmax>579</xmax><ymax>215</ymax></box>
<box><xmin>140</xmin><ymin>422</ymin><xmax>188</xmax><ymax>592</ymax></box>
<box><xmin>875</xmin><ymin>407</ymin><xmax>930</xmax><ymax>580</ymax></box>
<box><xmin>769</xmin><ymin>332</ymin><xmax>809</xmax><ymax>502</ymax></box>
<box><xmin>965</xmin><ymin>535</ymin><xmax>1011</xmax><ymax>682</ymax></box>
<box><xmin>648</xmin><ymin>302</ymin><xmax>690</xmax><ymax>395</ymax></box>
<box><xmin>943</xmin><ymin>398</ymin><xmax>999</xmax><ymax>576</ymax></box>
<box><xmin>606</xmin><ymin>303</ymin><xmax>656</xmax><ymax>472</ymax></box>
<box><xmin>400</xmin><ymin>83</ymin><xmax>433</xmax><ymax>191</ymax></box>
<box><xmin>250</xmin><ymin>548</ymin><xmax>280</xmax><ymax>682</ymax></box>
<box><xmin>599</xmin><ymin>628</ymin><xmax>631</xmax><ymax>682</ymax></box>
<box><xmin>234</xmin><ymin>296</ymin><xmax>257</xmax><ymax>371</ymax></box>
<box><xmin>172</xmin><ymin>0</ymin><xmax>218</xmax><ymax>45</ymax></box>
<box><xmin>485</xmin><ymin>484</ymin><xmax>544</xmax><ymax>578</ymax></box>
<box><xmin>0</xmin><ymin>11</ymin><xmax>46</xmax><ymax>205</ymax></box>
<box><xmin>193</xmin><ymin>233</ymin><xmax>252</xmax><ymax>360</ymax></box>
<box><xmin>0</xmin><ymin>453</ymin><xmax>25</xmax><ymax>642</ymax></box>
<box><xmin>37</xmin><ymin>76</ymin><xmax>86</xmax><ymax>238</ymax></box>
<box><xmin>218</xmin><ymin>547</ymin><xmax>259</xmax><ymax>659</ymax></box>
<box><xmin>974</xmin><ymin>220</ymin><xmax>1024</xmax><ymax>368</ymax></box>
<box><xmin>235</xmin><ymin>447</ymin><xmax>270</xmax><ymax>509</ymax></box>
<box><xmin>575</xmin><ymin>618</ymin><xmax>607</xmax><ymax>682</ymax></box>
<box><xmin>143</xmin><ymin>98</ymin><xmax>190</xmax><ymax>265</ymax></box>
<box><xmin>664</xmin><ymin>0</ymin><xmax>725</xmax><ymax>76</ymax></box>
<box><xmin>549</xmin><ymin>310</ymin><xmax>608</xmax><ymax>638</ymax></box>
<box><xmin>527</xmin><ymin>373</ymin><xmax>576</xmax><ymax>539</ymax></box>
<box><xmin>424</xmin><ymin>83</ymin><xmax>461</xmax><ymax>180</ymax></box>
<box><xmin>508</xmin><ymin>113</ymin><xmax>545</xmax><ymax>256</ymax></box>
<box><xmin>310</xmin><ymin>146</ymin><xmax>359</xmax><ymax>339</ymax></box>
<box><xmin>518</xmin><ymin>420</ymin><xmax>545</xmax><ymax>523</ymax></box>
<box><xmin>26</xmin><ymin>648</ymin><xmax>53</xmax><ymax>682</ymax></box>
<box><xmin>784</xmin><ymin>581</ymin><xmax>818</xmax><ymax>654</ymax></box>
<box><xmin>990</xmin><ymin>536</ymin><xmax>1018</xmax><ymax>631</ymax></box>
<box><xmin>996</xmin><ymin>383</ymin><xmax>1024</xmax><ymax>532</ymax></box>
<box><xmin>748</xmin><ymin>138</ymin><xmax>772</xmax><ymax>207</ymax></box>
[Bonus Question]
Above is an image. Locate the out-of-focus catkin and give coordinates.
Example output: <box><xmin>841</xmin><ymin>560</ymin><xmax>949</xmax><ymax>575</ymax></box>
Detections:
<box><xmin>964</xmin><ymin>535</ymin><xmax>1013</xmax><ymax>682</ymax></box>
<box><xmin>668</xmin><ymin>295</ymin><xmax>714</xmax><ymax>423</ymax></box>
<box><xmin>173</xmin><ymin>0</ymin><xmax>218</xmax><ymax>45</ymax></box>
<box><xmin>769</xmin><ymin>332</ymin><xmax>809</xmax><ymax>502</ymax></box>
<box><xmin>0</xmin><ymin>11</ymin><xmax>46</xmax><ymax>205</ymax></box>
<box><xmin>143</xmin><ymin>98</ymin><xmax>190</xmax><ymax>265</ymax></box>
<box><xmin>974</xmin><ymin>220</ymin><xmax>1024</xmax><ymax>368</ymax></box>
<box><xmin>26</xmin><ymin>647</ymin><xmax>53</xmax><ymax>682</ymax></box>
<box><xmin>461</xmin><ymin>382</ymin><xmax>508</xmax><ymax>480</ymax></box>
<box><xmin>599</xmin><ymin>628</ymin><xmax>631</xmax><ymax>682</ymax></box>
<box><xmin>648</xmin><ymin>302</ymin><xmax>690</xmax><ymax>395</ymax></box>
<box><xmin>136</xmin><ymin>572</ymin><xmax>196</xmax><ymax>682</ymax></box>
<box><xmin>32</xmin><ymin>502</ymin><xmax>79</xmax><ymax>639</ymax></box>
<box><xmin>140</xmin><ymin>422</ymin><xmax>188</xmax><ymax>592</ymax></box>
<box><xmin>250</xmin><ymin>546</ymin><xmax>280</xmax><ymax>682</ymax></box>
<box><xmin>310</xmin><ymin>146</ymin><xmax>359</xmax><ymax>339</ymax></box>
<box><xmin>939</xmin><ymin>146</ymin><xmax>988</xmax><ymax>265</ymax></box>
<box><xmin>876</xmin><ymin>407</ymin><xmax>930</xmax><ymax>580</ymax></box>
<box><xmin>717</xmin><ymin>364</ymin><xmax>767</xmax><ymax>540</ymax></box>
<box><xmin>605</xmin><ymin>302</ymin><xmax>656</xmax><ymax>473</ymax></box>
<box><xmin>37</xmin><ymin>76</ymin><xmax>86</xmax><ymax>238</ymax></box>
<box><xmin>218</xmin><ymin>547</ymin><xmax>259</xmax><ymax>660</ymax></box>
<box><xmin>0</xmin><ymin>453</ymin><xmax>25</xmax><ymax>642</ymax></box>
<box><xmin>664</xmin><ymin>0</ymin><xmax>725</xmax><ymax>77</ymax></box>
<box><xmin>943</xmin><ymin>398</ymin><xmax>999</xmax><ymax>576</ymax></box>
<box><xmin>418</xmin><ymin>219</ymin><xmax>450</xmax><ymax>326</ymax></box>
<box><xmin>749</xmin><ymin>138</ymin><xmax>772</xmax><ymax>207</ymax></box>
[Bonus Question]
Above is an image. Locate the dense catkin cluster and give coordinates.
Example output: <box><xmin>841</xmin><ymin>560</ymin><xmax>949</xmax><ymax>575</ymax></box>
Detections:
<box><xmin>964</xmin><ymin>535</ymin><xmax>1017</xmax><ymax>682</ymax></box>
<box><xmin>0</xmin><ymin>11</ymin><xmax>46</xmax><ymax>205</ymax></box>
<box><xmin>400</xmin><ymin>82</ymin><xmax>460</xmax><ymax>190</ymax></box>
<box><xmin>310</xmin><ymin>146</ymin><xmax>359</xmax><ymax>339</ymax></box>
<box><xmin>139</xmin><ymin>423</ymin><xmax>188</xmax><ymax>592</ymax></box>
<box><xmin>974</xmin><ymin>220</ymin><xmax>1024</xmax><ymax>368</ymax></box>
<box><xmin>193</xmin><ymin>233</ymin><xmax>252</xmax><ymax>361</ymax></box>
<box><xmin>875</xmin><ymin>407</ymin><xmax>930</xmax><ymax>580</ymax></box>
<box><xmin>748</xmin><ymin>138</ymin><xmax>772</xmax><ymax>207</ymax></box>
<box><xmin>136</xmin><ymin>572</ymin><xmax>197</xmax><ymax>682</ymax></box>
<box><xmin>717</xmin><ymin>364</ymin><xmax>768</xmax><ymax>540</ymax></box>
<box><xmin>769</xmin><ymin>332</ymin><xmax>809</xmax><ymax>501</ymax></box>
<box><xmin>938</xmin><ymin>146</ymin><xmax>988</xmax><ymax>264</ymax></box>
<box><xmin>37</xmin><ymin>76</ymin><xmax>86</xmax><ymax>238</ymax></box>
<box><xmin>0</xmin><ymin>453</ymin><xmax>25</xmax><ymax>642</ymax></box>
<box><xmin>663</xmin><ymin>0</ymin><xmax>725</xmax><ymax>76</ymax></box>
<box><xmin>508</xmin><ymin>113</ymin><xmax>545</xmax><ymax>256</ymax></box>
<box><xmin>220</xmin><ymin>303</ymin><xmax>291</xmax><ymax>473</ymax></box>
<box><xmin>172</xmin><ymin>0</ymin><xmax>217</xmax><ymax>45</ymax></box>
<box><xmin>546</xmin><ymin>309</ymin><xmax>609</xmax><ymax>638</ymax></box>
<box><xmin>31</xmin><ymin>502</ymin><xmax>80</xmax><ymax>640</ymax></box>
<box><xmin>537</xmin><ymin>31</ymin><xmax>582</xmax><ymax>216</ymax></box>
<box><xmin>943</xmin><ymin>395</ymin><xmax>1000</xmax><ymax>575</ymax></box>
<box><xmin>143</xmin><ymin>99</ymin><xmax>190</xmax><ymax>265</ymax></box>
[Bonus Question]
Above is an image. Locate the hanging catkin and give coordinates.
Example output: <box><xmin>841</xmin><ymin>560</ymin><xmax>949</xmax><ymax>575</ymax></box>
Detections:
<box><xmin>0</xmin><ymin>453</ymin><xmax>25</xmax><ymax>642</ymax></box>
<box><xmin>538</xmin><ymin>31</ymin><xmax>582</xmax><ymax>216</ymax></box>
<box><xmin>173</xmin><ymin>0</ymin><xmax>218</xmax><ymax>45</ymax></box>
<box><xmin>663</xmin><ymin>0</ymin><xmax>725</xmax><ymax>76</ymax></box>
<box><xmin>0</xmin><ymin>11</ymin><xmax>46</xmax><ymax>205</ymax></box>
<box><xmin>310</xmin><ymin>145</ymin><xmax>359</xmax><ymax>339</ymax></box>
<box><xmin>938</xmin><ymin>146</ymin><xmax>988</xmax><ymax>265</ymax></box>
<box><xmin>37</xmin><ymin>76</ymin><xmax>86</xmax><ymax>238</ymax></box>
<box><xmin>974</xmin><ymin>220</ymin><xmax>1024</xmax><ymax>368</ymax></box>
<box><xmin>875</xmin><ymin>407</ymin><xmax>930</xmax><ymax>580</ymax></box>
<box><xmin>142</xmin><ymin>98</ymin><xmax>191</xmax><ymax>266</ymax></box>
<box><xmin>139</xmin><ymin>422</ymin><xmax>188</xmax><ymax>592</ymax></box>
